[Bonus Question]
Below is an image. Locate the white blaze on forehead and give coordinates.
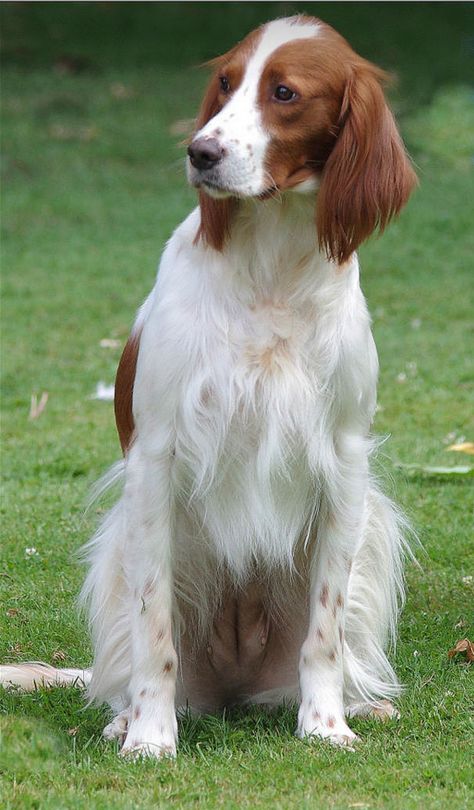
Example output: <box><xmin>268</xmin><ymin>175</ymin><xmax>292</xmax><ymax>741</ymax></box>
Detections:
<box><xmin>251</xmin><ymin>16</ymin><xmax>321</xmax><ymax>70</ymax></box>
<box><xmin>195</xmin><ymin>17</ymin><xmax>320</xmax><ymax>196</ymax></box>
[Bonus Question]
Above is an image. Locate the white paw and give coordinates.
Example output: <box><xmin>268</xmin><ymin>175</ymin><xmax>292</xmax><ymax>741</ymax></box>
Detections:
<box><xmin>297</xmin><ymin>708</ymin><xmax>358</xmax><ymax>750</ymax></box>
<box><xmin>120</xmin><ymin>715</ymin><xmax>178</xmax><ymax>760</ymax></box>
<box><xmin>347</xmin><ymin>699</ymin><xmax>400</xmax><ymax>722</ymax></box>
<box><xmin>102</xmin><ymin>708</ymin><xmax>130</xmax><ymax>742</ymax></box>
<box><xmin>120</xmin><ymin>740</ymin><xmax>176</xmax><ymax>760</ymax></box>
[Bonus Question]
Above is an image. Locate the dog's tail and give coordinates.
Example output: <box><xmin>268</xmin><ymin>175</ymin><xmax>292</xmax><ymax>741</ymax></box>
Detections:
<box><xmin>0</xmin><ymin>662</ymin><xmax>92</xmax><ymax>691</ymax></box>
<box><xmin>343</xmin><ymin>484</ymin><xmax>417</xmax><ymax>707</ymax></box>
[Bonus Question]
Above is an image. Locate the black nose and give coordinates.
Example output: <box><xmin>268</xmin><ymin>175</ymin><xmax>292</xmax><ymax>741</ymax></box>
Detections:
<box><xmin>187</xmin><ymin>137</ymin><xmax>224</xmax><ymax>171</ymax></box>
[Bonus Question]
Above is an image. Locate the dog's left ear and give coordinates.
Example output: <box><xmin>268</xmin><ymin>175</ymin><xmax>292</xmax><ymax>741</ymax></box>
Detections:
<box><xmin>316</xmin><ymin>62</ymin><xmax>417</xmax><ymax>265</ymax></box>
<box><xmin>193</xmin><ymin>62</ymin><xmax>236</xmax><ymax>252</ymax></box>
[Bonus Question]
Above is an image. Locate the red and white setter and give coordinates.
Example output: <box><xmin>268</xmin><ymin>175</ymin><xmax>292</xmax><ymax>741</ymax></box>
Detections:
<box><xmin>2</xmin><ymin>16</ymin><xmax>417</xmax><ymax>756</ymax></box>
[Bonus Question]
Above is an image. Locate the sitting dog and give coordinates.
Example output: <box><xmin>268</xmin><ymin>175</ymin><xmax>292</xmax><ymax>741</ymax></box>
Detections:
<box><xmin>1</xmin><ymin>15</ymin><xmax>417</xmax><ymax>756</ymax></box>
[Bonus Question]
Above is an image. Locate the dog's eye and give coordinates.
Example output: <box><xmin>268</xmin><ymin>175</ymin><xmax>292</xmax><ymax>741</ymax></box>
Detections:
<box><xmin>219</xmin><ymin>76</ymin><xmax>230</xmax><ymax>93</ymax></box>
<box><xmin>274</xmin><ymin>85</ymin><xmax>297</xmax><ymax>102</ymax></box>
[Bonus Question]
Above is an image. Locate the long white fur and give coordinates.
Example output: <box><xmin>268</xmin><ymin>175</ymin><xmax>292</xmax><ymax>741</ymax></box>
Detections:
<box><xmin>0</xmin><ymin>663</ymin><xmax>91</xmax><ymax>690</ymax></box>
<box><xmin>1</xmin><ymin>17</ymin><xmax>410</xmax><ymax>757</ymax></box>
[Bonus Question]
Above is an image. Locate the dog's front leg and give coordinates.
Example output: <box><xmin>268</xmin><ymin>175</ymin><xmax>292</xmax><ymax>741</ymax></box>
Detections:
<box><xmin>297</xmin><ymin>436</ymin><xmax>367</xmax><ymax>747</ymax></box>
<box><xmin>120</xmin><ymin>445</ymin><xmax>178</xmax><ymax>759</ymax></box>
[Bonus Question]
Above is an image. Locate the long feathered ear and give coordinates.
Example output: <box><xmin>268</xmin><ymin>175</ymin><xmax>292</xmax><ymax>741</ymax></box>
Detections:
<box><xmin>193</xmin><ymin>63</ymin><xmax>236</xmax><ymax>252</ymax></box>
<box><xmin>316</xmin><ymin>62</ymin><xmax>417</xmax><ymax>265</ymax></box>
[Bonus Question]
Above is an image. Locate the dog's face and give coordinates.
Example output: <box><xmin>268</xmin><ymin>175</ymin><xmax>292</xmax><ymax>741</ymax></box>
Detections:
<box><xmin>187</xmin><ymin>17</ymin><xmax>340</xmax><ymax>199</ymax></box>
<box><xmin>187</xmin><ymin>16</ymin><xmax>417</xmax><ymax>263</ymax></box>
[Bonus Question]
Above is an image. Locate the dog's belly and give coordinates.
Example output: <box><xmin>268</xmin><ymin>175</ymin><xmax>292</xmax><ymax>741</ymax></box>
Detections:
<box><xmin>177</xmin><ymin>579</ymin><xmax>308</xmax><ymax>712</ymax></box>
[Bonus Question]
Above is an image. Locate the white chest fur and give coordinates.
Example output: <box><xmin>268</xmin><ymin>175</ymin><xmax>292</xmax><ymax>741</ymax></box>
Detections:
<box><xmin>134</xmin><ymin>201</ymin><xmax>377</xmax><ymax>576</ymax></box>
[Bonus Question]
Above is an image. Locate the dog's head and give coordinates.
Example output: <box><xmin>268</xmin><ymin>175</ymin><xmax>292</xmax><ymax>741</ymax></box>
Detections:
<box><xmin>187</xmin><ymin>16</ymin><xmax>417</xmax><ymax>263</ymax></box>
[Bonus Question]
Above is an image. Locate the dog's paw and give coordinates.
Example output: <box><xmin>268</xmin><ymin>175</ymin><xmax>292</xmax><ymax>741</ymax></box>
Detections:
<box><xmin>102</xmin><ymin>708</ymin><xmax>130</xmax><ymax>743</ymax></box>
<box><xmin>346</xmin><ymin>699</ymin><xmax>400</xmax><ymax>722</ymax></box>
<box><xmin>120</xmin><ymin>715</ymin><xmax>178</xmax><ymax>761</ymax></box>
<box><xmin>369</xmin><ymin>700</ymin><xmax>400</xmax><ymax>722</ymax></box>
<box><xmin>120</xmin><ymin>740</ymin><xmax>176</xmax><ymax>760</ymax></box>
<box><xmin>297</xmin><ymin>708</ymin><xmax>359</xmax><ymax>750</ymax></box>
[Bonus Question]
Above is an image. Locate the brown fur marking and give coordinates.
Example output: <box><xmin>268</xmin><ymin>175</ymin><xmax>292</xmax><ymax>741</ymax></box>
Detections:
<box><xmin>114</xmin><ymin>331</ymin><xmax>140</xmax><ymax>453</ymax></box>
<box><xmin>320</xmin><ymin>582</ymin><xmax>329</xmax><ymax>608</ymax></box>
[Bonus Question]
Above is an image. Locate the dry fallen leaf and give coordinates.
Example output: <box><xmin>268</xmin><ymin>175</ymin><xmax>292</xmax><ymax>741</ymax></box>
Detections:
<box><xmin>447</xmin><ymin>442</ymin><xmax>474</xmax><ymax>455</ymax></box>
<box><xmin>90</xmin><ymin>382</ymin><xmax>115</xmax><ymax>401</ymax></box>
<box><xmin>29</xmin><ymin>392</ymin><xmax>49</xmax><ymax>420</ymax></box>
<box><xmin>6</xmin><ymin>608</ymin><xmax>19</xmax><ymax>618</ymax></box>
<box><xmin>52</xmin><ymin>650</ymin><xmax>66</xmax><ymax>662</ymax></box>
<box><xmin>110</xmin><ymin>82</ymin><xmax>135</xmax><ymax>100</ymax></box>
<box><xmin>99</xmin><ymin>338</ymin><xmax>121</xmax><ymax>349</ymax></box>
<box><xmin>447</xmin><ymin>638</ymin><xmax>474</xmax><ymax>662</ymax></box>
<box><xmin>68</xmin><ymin>726</ymin><xmax>79</xmax><ymax>736</ymax></box>
<box><xmin>54</xmin><ymin>54</ymin><xmax>95</xmax><ymax>75</ymax></box>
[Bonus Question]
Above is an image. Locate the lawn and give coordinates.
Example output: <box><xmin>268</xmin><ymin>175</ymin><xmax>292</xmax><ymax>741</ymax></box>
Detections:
<box><xmin>1</xmin><ymin>3</ymin><xmax>473</xmax><ymax>809</ymax></box>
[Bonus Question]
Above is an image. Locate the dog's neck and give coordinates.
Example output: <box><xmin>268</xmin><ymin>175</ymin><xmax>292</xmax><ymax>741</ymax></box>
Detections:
<box><xmin>217</xmin><ymin>191</ymin><xmax>337</xmax><ymax>303</ymax></box>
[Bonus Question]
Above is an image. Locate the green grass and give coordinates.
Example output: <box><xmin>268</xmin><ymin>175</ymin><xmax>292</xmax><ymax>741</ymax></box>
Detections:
<box><xmin>1</xmin><ymin>3</ymin><xmax>473</xmax><ymax>808</ymax></box>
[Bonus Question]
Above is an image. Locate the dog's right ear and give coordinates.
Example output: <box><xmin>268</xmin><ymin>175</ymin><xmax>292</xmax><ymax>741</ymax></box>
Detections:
<box><xmin>193</xmin><ymin>59</ymin><xmax>236</xmax><ymax>252</ymax></box>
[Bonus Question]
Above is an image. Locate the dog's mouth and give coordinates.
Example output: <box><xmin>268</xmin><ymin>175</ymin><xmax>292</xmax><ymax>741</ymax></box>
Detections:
<box><xmin>195</xmin><ymin>178</ymin><xmax>278</xmax><ymax>201</ymax></box>
<box><xmin>200</xmin><ymin>179</ymin><xmax>234</xmax><ymax>199</ymax></box>
<box><xmin>194</xmin><ymin>169</ymin><xmax>315</xmax><ymax>202</ymax></box>
<box><xmin>193</xmin><ymin>176</ymin><xmax>280</xmax><ymax>201</ymax></box>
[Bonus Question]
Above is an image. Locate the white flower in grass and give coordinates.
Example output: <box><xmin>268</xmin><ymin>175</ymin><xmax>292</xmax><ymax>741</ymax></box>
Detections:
<box><xmin>397</xmin><ymin>362</ymin><xmax>417</xmax><ymax>383</ymax></box>
<box><xmin>25</xmin><ymin>547</ymin><xmax>39</xmax><ymax>557</ymax></box>
<box><xmin>413</xmin><ymin>650</ymin><xmax>420</xmax><ymax>657</ymax></box>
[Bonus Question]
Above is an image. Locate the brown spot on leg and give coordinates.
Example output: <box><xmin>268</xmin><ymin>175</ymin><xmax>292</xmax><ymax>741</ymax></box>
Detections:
<box><xmin>336</xmin><ymin>592</ymin><xmax>344</xmax><ymax>608</ymax></box>
<box><xmin>327</xmin><ymin>715</ymin><xmax>335</xmax><ymax>728</ymax></box>
<box><xmin>163</xmin><ymin>659</ymin><xmax>174</xmax><ymax>674</ymax></box>
<box><xmin>133</xmin><ymin>706</ymin><xmax>141</xmax><ymax>720</ymax></box>
<box><xmin>139</xmin><ymin>689</ymin><xmax>147</xmax><ymax>698</ymax></box>
<box><xmin>316</xmin><ymin>628</ymin><xmax>324</xmax><ymax>643</ymax></box>
<box><xmin>329</xmin><ymin>649</ymin><xmax>337</xmax><ymax>662</ymax></box>
<box><xmin>320</xmin><ymin>583</ymin><xmax>329</xmax><ymax>608</ymax></box>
